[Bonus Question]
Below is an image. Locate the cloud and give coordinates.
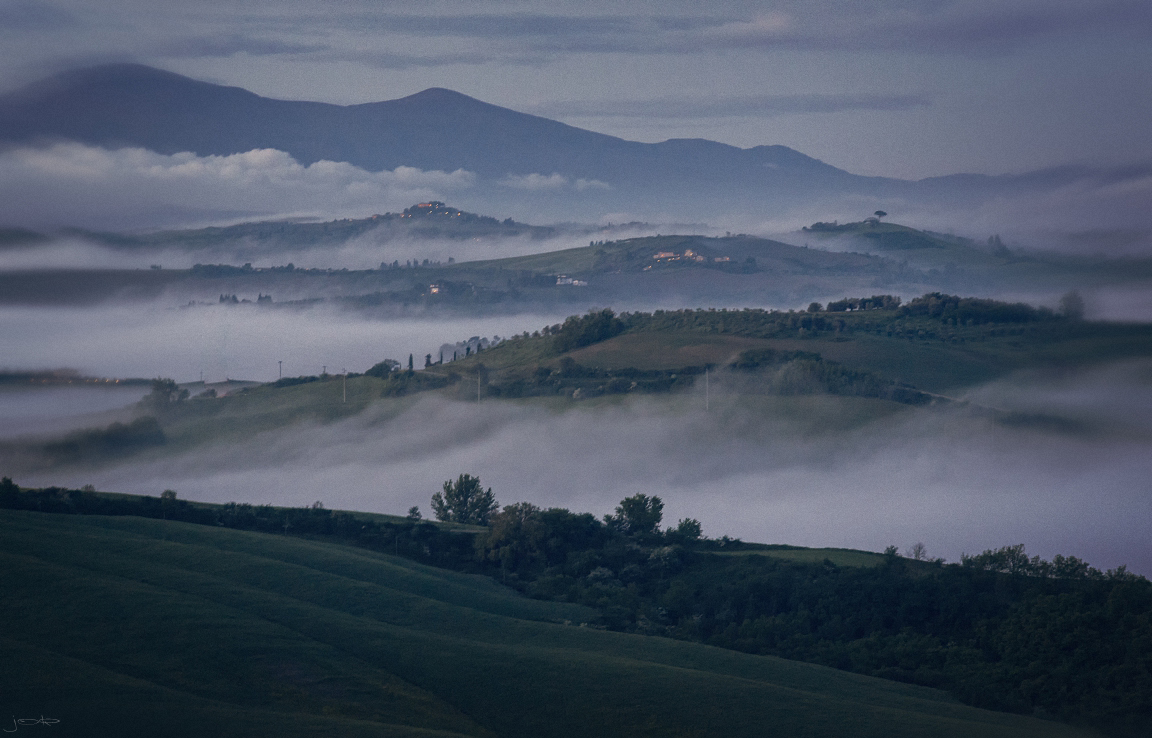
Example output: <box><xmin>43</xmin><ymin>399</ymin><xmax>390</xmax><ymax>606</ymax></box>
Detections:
<box><xmin>0</xmin><ymin>143</ymin><xmax>475</xmax><ymax>229</ymax></box>
<box><xmin>575</xmin><ymin>178</ymin><xmax>611</xmax><ymax>191</ymax></box>
<box><xmin>497</xmin><ymin>173</ymin><xmax>611</xmax><ymax>192</ymax></box>
<box><xmin>153</xmin><ymin>35</ymin><xmax>327</xmax><ymax>59</ymax></box>
<box><xmin>4</xmin><ymin>1</ymin><xmax>1151</xmax><ymax>88</ymax></box>
<box><xmin>908</xmin><ymin>163</ymin><xmax>1152</xmax><ymax>244</ymax></box>
<box><xmin>533</xmin><ymin>92</ymin><xmax>934</xmax><ymax>120</ymax></box>
<box><xmin>234</xmin><ymin>2</ymin><xmax>1152</xmax><ymax>62</ymax></box>
<box><xmin>499</xmin><ymin>172</ymin><xmax>569</xmax><ymax>190</ymax></box>
<box><xmin>690</xmin><ymin>1</ymin><xmax>1152</xmax><ymax>54</ymax></box>
<box><xmin>378</xmin><ymin>13</ymin><xmax>638</xmax><ymax>40</ymax></box>
<box><xmin>346</xmin><ymin>49</ymin><xmax>537</xmax><ymax>70</ymax></box>
<box><xmin>0</xmin><ymin>0</ymin><xmax>75</xmax><ymax>31</ymax></box>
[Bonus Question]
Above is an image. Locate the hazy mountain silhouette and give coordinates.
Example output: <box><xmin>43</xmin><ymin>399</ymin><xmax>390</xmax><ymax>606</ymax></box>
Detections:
<box><xmin>0</xmin><ymin>65</ymin><xmax>886</xmax><ymax>188</ymax></box>
<box><xmin>0</xmin><ymin>64</ymin><xmax>1101</xmax><ymax>222</ymax></box>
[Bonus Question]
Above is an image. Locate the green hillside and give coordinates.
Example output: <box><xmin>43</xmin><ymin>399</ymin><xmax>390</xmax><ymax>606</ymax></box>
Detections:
<box><xmin>8</xmin><ymin>293</ymin><xmax>1152</xmax><ymax>475</ymax></box>
<box><xmin>429</xmin><ymin>294</ymin><xmax>1152</xmax><ymax>398</ymax></box>
<box><xmin>803</xmin><ymin>220</ymin><xmax>963</xmax><ymax>250</ymax></box>
<box><xmin>1</xmin><ymin>509</ymin><xmax>1092</xmax><ymax>738</ymax></box>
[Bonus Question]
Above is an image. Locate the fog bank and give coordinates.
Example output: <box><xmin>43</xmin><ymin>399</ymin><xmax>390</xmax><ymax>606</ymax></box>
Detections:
<box><xmin>18</xmin><ymin>362</ymin><xmax>1152</xmax><ymax>576</ymax></box>
<box><xmin>0</xmin><ymin>304</ymin><xmax>571</xmax><ymax>383</ymax></box>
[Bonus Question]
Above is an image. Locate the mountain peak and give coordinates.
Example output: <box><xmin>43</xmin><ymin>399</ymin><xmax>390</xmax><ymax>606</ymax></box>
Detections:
<box><xmin>402</xmin><ymin>87</ymin><xmax>478</xmax><ymax>102</ymax></box>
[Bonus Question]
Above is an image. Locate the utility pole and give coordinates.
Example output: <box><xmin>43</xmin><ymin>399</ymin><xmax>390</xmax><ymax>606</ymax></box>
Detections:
<box><xmin>278</xmin><ymin>360</ymin><xmax>282</xmax><ymax>379</ymax></box>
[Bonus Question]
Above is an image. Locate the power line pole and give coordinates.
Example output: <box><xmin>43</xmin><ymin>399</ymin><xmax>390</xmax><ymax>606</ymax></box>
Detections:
<box><xmin>278</xmin><ymin>360</ymin><xmax>282</xmax><ymax>379</ymax></box>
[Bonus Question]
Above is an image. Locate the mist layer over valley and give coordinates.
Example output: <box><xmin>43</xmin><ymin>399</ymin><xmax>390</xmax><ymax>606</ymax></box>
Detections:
<box><xmin>7</xmin><ymin>355</ymin><xmax>1150</xmax><ymax>578</ymax></box>
<box><xmin>4</xmin><ymin>225</ymin><xmax>1152</xmax><ymax>580</ymax></box>
<box><xmin>0</xmin><ymin>303</ymin><xmax>571</xmax><ymax>384</ymax></box>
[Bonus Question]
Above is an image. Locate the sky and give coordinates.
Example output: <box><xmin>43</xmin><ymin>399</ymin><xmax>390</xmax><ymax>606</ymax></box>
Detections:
<box><xmin>2</xmin><ymin>0</ymin><xmax>1151</xmax><ymax>180</ymax></box>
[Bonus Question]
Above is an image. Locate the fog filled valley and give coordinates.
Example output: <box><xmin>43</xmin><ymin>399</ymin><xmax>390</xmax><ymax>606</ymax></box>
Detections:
<box><xmin>5</xmin><ymin>44</ymin><xmax>1152</xmax><ymax>736</ymax></box>
<box><xmin>6</xmin><ymin>227</ymin><xmax>1152</xmax><ymax>570</ymax></box>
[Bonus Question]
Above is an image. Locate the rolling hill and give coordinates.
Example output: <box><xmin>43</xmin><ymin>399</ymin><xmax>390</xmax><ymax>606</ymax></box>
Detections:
<box><xmin>1</xmin><ymin>508</ymin><xmax>1094</xmax><ymax>737</ymax></box>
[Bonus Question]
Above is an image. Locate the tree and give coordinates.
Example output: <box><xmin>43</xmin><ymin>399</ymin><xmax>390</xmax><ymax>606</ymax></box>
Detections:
<box><xmin>607</xmin><ymin>493</ymin><xmax>663</xmax><ymax>537</ymax></box>
<box><xmin>160</xmin><ymin>489</ymin><xmax>177</xmax><ymax>519</ymax></box>
<box><xmin>1059</xmin><ymin>290</ymin><xmax>1085</xmax><ymax>321</ymax></box>
<box><xmin>553</xmin><ymin>308</ymin><xmax>624</xmax><ymax>353</ymax></box>
<box><xmin>408</xmin><ymin>354</ymin><xmax>414</xmax><ymax>370</ymax></box>
<box><xmin>0</xmin><ymin>476</ymin><xmax>18</xmax><ymax>504</ymax></box>
<box><xmin>431</xmin><ymin>474</ymin><xmax>498</xmax><ymax>525</ymax></box>
<box><xmin>675</xmin><ymin>518</ymin><xmax>702</xmax><ymax>540</ymax></box>
<box><xmin>482</xmin><ymin>502</ymin><xmax>546</xmax><ymax>575</ymax></box>
<box><xmin>142</xmin><ymin>378</ymin><xmax>188</xmax><ymax>412</ymax></box>
<box><xmin>874</xmin><ymin>210</ymin><xmax>887</xmax><ymax>220</ymax></box>
<box><xmin>806</xmin><ymin>302</ymin><xmax>823</xmax><ymax>313</ymax></box>
<box><xmin>406</xmin><ymin>506</ymin><xmax>422</xmax><ymax>521</ymax></box>
<box><xmin>907</xmin><ymin>542</ymin><xmax>928</xmax><ymax>561</ymax></box>
<box><xmin>365</xmin><ymin>359</ymin><xmax>401</xmax><ymax>377</ymax></box>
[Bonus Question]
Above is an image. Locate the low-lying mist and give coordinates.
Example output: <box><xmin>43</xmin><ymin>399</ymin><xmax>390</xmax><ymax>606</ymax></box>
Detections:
<box><xmin>6</xmin><ymin>143</ymin><xmax>1152</xmax><ymax>262</ymax></box>
<box><xmin>0</xmin><ymin>225</ymin><xmax>675</xmax><ymax>273</ymax></box>
<box><xmin>0</xmin><ymin>384</ymin><xmax>150</xmax><ymax>439</ymax></box>
<box><xmin>0</xmin><ymin>303</ymin><xmax>573</xmax><ymax>383</ymax></box>
<box><xmin>16</xmin><ymin>361</ymin><xmax>1152</xmax><ymax>576</ymax></box>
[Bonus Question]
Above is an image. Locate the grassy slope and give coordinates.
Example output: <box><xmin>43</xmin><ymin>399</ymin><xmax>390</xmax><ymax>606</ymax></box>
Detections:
<box><xmin>1</xmin><ymin>509</ymin><xmax>1091</xmax><ymax>738</ymax></box>
<box><xmin>448</xmin><ymin>314</ymin><xmax>1152</xmax><ymax>394</ymax></box>
<box><xmin>799</xmin><ymin>221</ymin><xmax>1152</xmax><ymax>287</ymax></box>
<box><xmin>458</xmin><ymin>233</ymin><xmax>890</xmax><ymax>279</ymax></box>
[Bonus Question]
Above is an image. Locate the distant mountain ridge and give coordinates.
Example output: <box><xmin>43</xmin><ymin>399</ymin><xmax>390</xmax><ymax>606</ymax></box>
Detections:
<box><xmin>0</xmin><ymin>65</ymin><xmax>838</xmax><ymax>179</ymax></box>
<box><xmin>0</xmin><ymin>64</ymin><xmax>1092</xmax><ymax>223</ymax></box>
<box><xmin>0</xmin><ymin>65</ymin><xmax>893</xmax><ymax>200</ymax></box>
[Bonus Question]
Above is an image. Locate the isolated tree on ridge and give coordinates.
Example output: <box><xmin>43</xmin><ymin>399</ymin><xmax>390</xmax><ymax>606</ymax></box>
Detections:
<box><xmin>432</xmin><ymin>474</ymin><xmax>498</xmax><ymax>525</ymax></box>
<box><xmin>607</xmin><ymin>493</ymin><xmax>664</xmax><ymax>537</ymax></box>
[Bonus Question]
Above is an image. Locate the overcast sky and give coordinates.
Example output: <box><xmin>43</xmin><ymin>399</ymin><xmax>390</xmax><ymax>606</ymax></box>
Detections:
<box><xmin>2</xmin><ymin>0</ymin><xmax>1150</xmax><ymax>180</ymax></box>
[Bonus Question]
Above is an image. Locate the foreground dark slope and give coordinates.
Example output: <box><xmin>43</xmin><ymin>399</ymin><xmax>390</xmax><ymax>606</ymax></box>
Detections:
<box><xmin>1</xmin><ymin>510</ymin><xmax>1088</xmax><ymax>738</ymax></box>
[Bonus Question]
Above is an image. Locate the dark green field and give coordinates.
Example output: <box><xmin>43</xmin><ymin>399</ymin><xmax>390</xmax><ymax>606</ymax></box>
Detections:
<box><xmin>1</xmin><ymin>509</ymin><xmax>1094</xmax><ymax>738</ymax></box>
